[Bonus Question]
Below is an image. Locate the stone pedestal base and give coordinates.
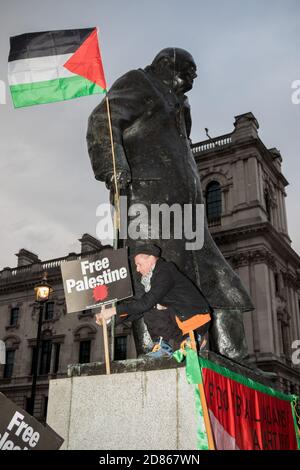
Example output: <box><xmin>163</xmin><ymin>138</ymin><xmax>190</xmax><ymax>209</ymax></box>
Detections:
<box><xmin>47</xmin><ymin>353</ymin><xmax>276</xmax><ymax>450</ymax></box>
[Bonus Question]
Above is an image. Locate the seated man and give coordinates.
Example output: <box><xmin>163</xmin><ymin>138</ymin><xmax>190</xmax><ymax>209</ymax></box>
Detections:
<box><xmin>95</xmin><ymin>244</ymin><xmax>212</xmax><ymax>358</ymax></box>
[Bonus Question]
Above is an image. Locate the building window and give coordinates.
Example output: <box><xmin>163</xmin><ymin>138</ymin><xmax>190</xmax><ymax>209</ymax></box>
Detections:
<box><xmin>44</xmin><ymin>302</ymin><xmax>54</xmax><ymax>320</ymax></box>
<box><xmin>274</xmin><ymin>273</ymin><xmax>280</xmax><ymax>295</ymax></box>
<box><xmin>53</xmin><ymin>343</ymin><xmax>60</xmax><ymax>374</ymax></box>
<box><xmin>264</xmin><ymin>189</ymin><xmax>271</xmax><ymax>221</ymax></box>
<box><xmin>3</xmin><ymin>350</ymin><xmax>15</xmax><ymax>378</ymax></box>
<box><xmin>79</xmin><ymin>340</ymin><xmax>91</xmax><ymax>364</ymax></box>
<box><xmin>114</xmin><ymin>336</ymin><xmax>127</xmax><ymax>360</ymax></box>
<box><xmin>281</xmin><ymin>324</ymin><xmax>289</xmax><ymax>358</ymax></box>
<box><xmin>78</xmin><ymin>309</ymin><xmax>94</xmax><ymax>319</ymax></box>
<box><xmin>206</xmin><ymin>181</ymin><xmax>222</xmax><ymax>226</ymax></box>
<box><xmin>24</xmin><ymin>396</ymin><xmax>31</xmax><ymax>413</ymax></box>
<box><xmin>10</xmin><ymin>307</ymin><xmax>19</xmax><ymax>326</ymax></box>
<box><xmin>39</xmin><ymin>340</ymin><xmax>52</xmax><ymax>375</ymax></box>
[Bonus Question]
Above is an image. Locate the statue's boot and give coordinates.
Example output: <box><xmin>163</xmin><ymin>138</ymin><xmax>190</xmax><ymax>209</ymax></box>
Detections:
<box><xmin>210</xmin><ymin>309</ymin><xmax>277</xmax><ymax>379</ymax></box>
<box><xmin>210</xmin><ymin>308</ymin><xmax>248</xmax><ymax>363</ymax></box>
<box><xmin>243</xmin><ymin>361</ymin><xmax>277</xmax><ymax>379</ymax></box>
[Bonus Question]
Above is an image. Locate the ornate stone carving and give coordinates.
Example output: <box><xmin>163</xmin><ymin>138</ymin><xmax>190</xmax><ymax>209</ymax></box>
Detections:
<box><xmin>55</xmin><ymin>298</ymin><xmax>67</xmax><ymax>319</ymax></box>
<box><xmin>30</xmin><ymin>297</ymin><xmax>66</xmax><ymax>323</ymax></box>
<box><xmin>3</xmin><ymin>334</ymin><xmax>21</xmax><ymax>349</ymax></box>
<box><xmin>73</xmin><ymin>324</ymin><xmax>97</xmax><ymax>342</ymax></box>
<box><xmin>229</xmin><ymin>249</ymin><xmax>276</xmax><ymax>269</ymax></box>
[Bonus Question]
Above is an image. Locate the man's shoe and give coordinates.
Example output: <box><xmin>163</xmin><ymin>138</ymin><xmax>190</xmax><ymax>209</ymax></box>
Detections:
<box><xmin>181</xmin><ymin>333</ymin><xmax>209</xmax><ymax>353</ymax></box>
<box><xmin>146</xmin><ymin>338</ymin><xmax>173</xmax><ymax>358</ymax></box>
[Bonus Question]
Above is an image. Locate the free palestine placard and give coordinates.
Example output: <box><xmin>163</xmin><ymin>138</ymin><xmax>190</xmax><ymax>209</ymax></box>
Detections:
<box><xmin>60</xmin><ymin>247</ymin><xmax>133</xmax><ymax>313</ymax></box>
<box><xmin>0</xmin><ymin>393</ymin><xmax>63</xmax><ymax>450</ymax></box>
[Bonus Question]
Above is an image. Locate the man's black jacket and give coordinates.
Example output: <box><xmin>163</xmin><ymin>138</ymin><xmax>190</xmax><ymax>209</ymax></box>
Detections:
<box><xmin>116</xmin><ymin>258</ymin><xmax>211</xmax><ymax>322</ymax></box>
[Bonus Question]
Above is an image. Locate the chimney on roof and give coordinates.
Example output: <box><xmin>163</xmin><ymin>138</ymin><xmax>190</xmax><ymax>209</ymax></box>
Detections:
<box><xmin>79</xmin><ymin>234</ymin><xmax>103</xmax><ymax>254</ymax></box>
<box><xmin>232</xmin><ymin>112</ymin><xmax>259</xmax><ymax>142</ymax></box>
<box><xmin>15</xmin><ymin>249</ymin><xmax>40</xmax><ymax>267</ymax></box>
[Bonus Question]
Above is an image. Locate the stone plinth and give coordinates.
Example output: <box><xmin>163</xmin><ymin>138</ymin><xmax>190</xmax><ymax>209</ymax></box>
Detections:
<box><xmin>46</xmin><ymin>353</ymin><xmax>276</xmax><ymax>450</ymax></box>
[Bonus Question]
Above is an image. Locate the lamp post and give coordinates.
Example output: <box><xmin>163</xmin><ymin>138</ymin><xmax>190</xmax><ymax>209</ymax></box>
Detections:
<box><xmin>29</xmin><ymin>272</ymin><xmax>53</xmax><ymax>416</ymax></box>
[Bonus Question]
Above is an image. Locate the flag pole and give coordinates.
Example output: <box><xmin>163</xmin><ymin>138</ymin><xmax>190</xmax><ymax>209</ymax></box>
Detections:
<box><xmin>104</xmin><ymin>92</ymin><xmax>120</xmax><ymax>365</ymax></box>
<box><xmin>189</xmin><ymin>330</ymin><xmax>215</xmax><ymax>450</ymax></box>
<box><xmin>105</xmin><ymin>94</ymin><xmax>120</xmax><ymax>233</ymax></box>
<box><xmin>94</xmin><ymin>29</ymin><xmax>120</xmax><ymax>367</ymax></box>
<box><xmin>102</xmin><ymin>318</ymin><xmax>111</xmax><ymax>375</ymax></box>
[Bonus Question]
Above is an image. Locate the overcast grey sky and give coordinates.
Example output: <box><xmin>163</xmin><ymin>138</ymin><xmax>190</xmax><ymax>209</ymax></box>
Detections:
<box><xmin>0</xmin><ymin>0</ymin><xmax>299</xmax><ymax>269</ymax></box>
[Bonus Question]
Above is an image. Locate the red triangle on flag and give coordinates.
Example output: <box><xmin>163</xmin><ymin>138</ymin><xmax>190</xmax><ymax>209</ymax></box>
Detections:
<box><xmin>64</xmin><ymin>28</ymin><xmax>107</xmax><ymax>90</ymax></box>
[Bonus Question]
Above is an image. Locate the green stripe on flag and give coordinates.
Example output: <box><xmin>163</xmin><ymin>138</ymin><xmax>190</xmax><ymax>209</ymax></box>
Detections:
<box><xmin>198</xmin><ymin>356</ymin><xmax>295</xmax><ymax>401</ymax></box>
<box><xmin>194</xmin><ymin>385</ymin><xmax>210</xmax><ymax>450</ymax></box>
<box><xmin>173</xmin><ymin>348</ymin><xmax>209</xmax><ymax>450</ymax></box>
<box><xmin>291</xmin><ymin>396</ymin><xmax>300</xmax><ymax>450</ymax></box>
<box><xmin>10</xmin><ymin>75</ymin><xmax>106</xmax><ymax>108</ymax></box>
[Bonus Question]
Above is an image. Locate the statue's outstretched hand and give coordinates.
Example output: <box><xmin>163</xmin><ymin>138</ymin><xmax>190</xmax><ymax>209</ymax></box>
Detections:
<box><xmin>118</xmin><ymin>170</ymin><xmax>132</xmax><ymax>189</ymax></box>
<box><xmin>105</xmin><ymin>170</ymin><xmax>131</xmax><ymax>190</ymax></box>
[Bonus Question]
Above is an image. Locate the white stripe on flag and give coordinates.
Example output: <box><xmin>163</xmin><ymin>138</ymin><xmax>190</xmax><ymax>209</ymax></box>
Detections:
<box><xmin>8</xmin><ymin>53</ymin><xmax>75</xmax><ymax>85</ymax></box>
<box><xmin>209</xmin><ymin>411</ymin><xmax>240</xmax><ymax>450</ymax></box>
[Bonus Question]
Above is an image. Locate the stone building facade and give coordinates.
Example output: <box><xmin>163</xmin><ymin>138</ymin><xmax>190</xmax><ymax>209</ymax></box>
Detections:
<box><xmin>1</xmin><ymin>111</ymin><xmax>300</xmax><ymax>419</ymax></box>
<box><xmin>0</xmin><ymin>234</ymin><xmax>136</xmax><ymax>419</ymax></box>
<box><xmin>192</xmin><ymin>112</ymin><xmax>300</xmax><ymax>395</ymax></box>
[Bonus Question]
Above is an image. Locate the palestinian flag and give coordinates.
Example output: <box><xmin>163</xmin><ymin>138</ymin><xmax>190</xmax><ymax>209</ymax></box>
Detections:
<box><xmin>8</xmin><ymin>27</ymin><xmax>107</xmax><ymax>108</ymax></box>
<box><xmin>173</xmin><ymin>349</ymin><xmax>300</xmax><ymax>450</ymax></box>
<box><xmin>200</xmin><ymin>357</ymin><xmax>299</xmax><ymax>450</ymax></box>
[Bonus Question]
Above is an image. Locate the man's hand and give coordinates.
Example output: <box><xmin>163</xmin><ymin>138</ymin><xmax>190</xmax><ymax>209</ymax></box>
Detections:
<box><xmin>95</xmin><ymin>306</ymin><xmax>117</xmax><ymax>326</ymax></box>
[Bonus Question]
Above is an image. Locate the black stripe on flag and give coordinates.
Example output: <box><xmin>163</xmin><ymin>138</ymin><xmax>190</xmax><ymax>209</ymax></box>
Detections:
<box><xmin>8</xmin><ymin>28</ymin><xmax>95</xmax><ymax>61</ymax></box>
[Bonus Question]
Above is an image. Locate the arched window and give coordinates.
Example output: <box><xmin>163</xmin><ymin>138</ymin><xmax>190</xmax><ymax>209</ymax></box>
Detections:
<box><xmin>3</xmin><ymin>335</ymin><xmax>20</xmax><ymax>379</ymax></box>
<box><xmin>206</xmin><ymin>181</ymin><xmax>222</xmax><ymax>226</ymax></box>
<box><xmin>74</xmin><ymin>325</ymin><xmax>96</xmax><ymax>364</ymax></box>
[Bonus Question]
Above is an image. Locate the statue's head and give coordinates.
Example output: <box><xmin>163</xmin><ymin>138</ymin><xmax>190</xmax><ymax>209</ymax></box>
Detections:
<box><xmin>150</xmin><ymin>48</ymin><xmax>197</xmax><ymax>93</ymax></box>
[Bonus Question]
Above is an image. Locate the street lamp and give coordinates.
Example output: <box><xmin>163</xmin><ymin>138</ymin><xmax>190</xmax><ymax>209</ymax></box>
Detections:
<box><xmin>29</xmin><ymin>272</ymin><xmax>53</xmax><ymax>416</ymax></box>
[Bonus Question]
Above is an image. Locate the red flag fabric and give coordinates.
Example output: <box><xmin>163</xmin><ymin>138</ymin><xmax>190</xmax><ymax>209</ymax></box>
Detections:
<box><xmin>64</xmin><ymin>28</ymin><xmax>107</xmax><ymax>91</ymax></box>
<box><xmin>202</xmin><ymin>365</ymin><xmax>298</xmax><ymax>450</ymax></box>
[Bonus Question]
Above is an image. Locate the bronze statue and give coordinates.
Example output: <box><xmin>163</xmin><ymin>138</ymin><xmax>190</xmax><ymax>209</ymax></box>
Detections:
<box><xmin>87</xmin><ymin>48</ymin><xmax>254</xmax><ymax>362</ymax></box>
